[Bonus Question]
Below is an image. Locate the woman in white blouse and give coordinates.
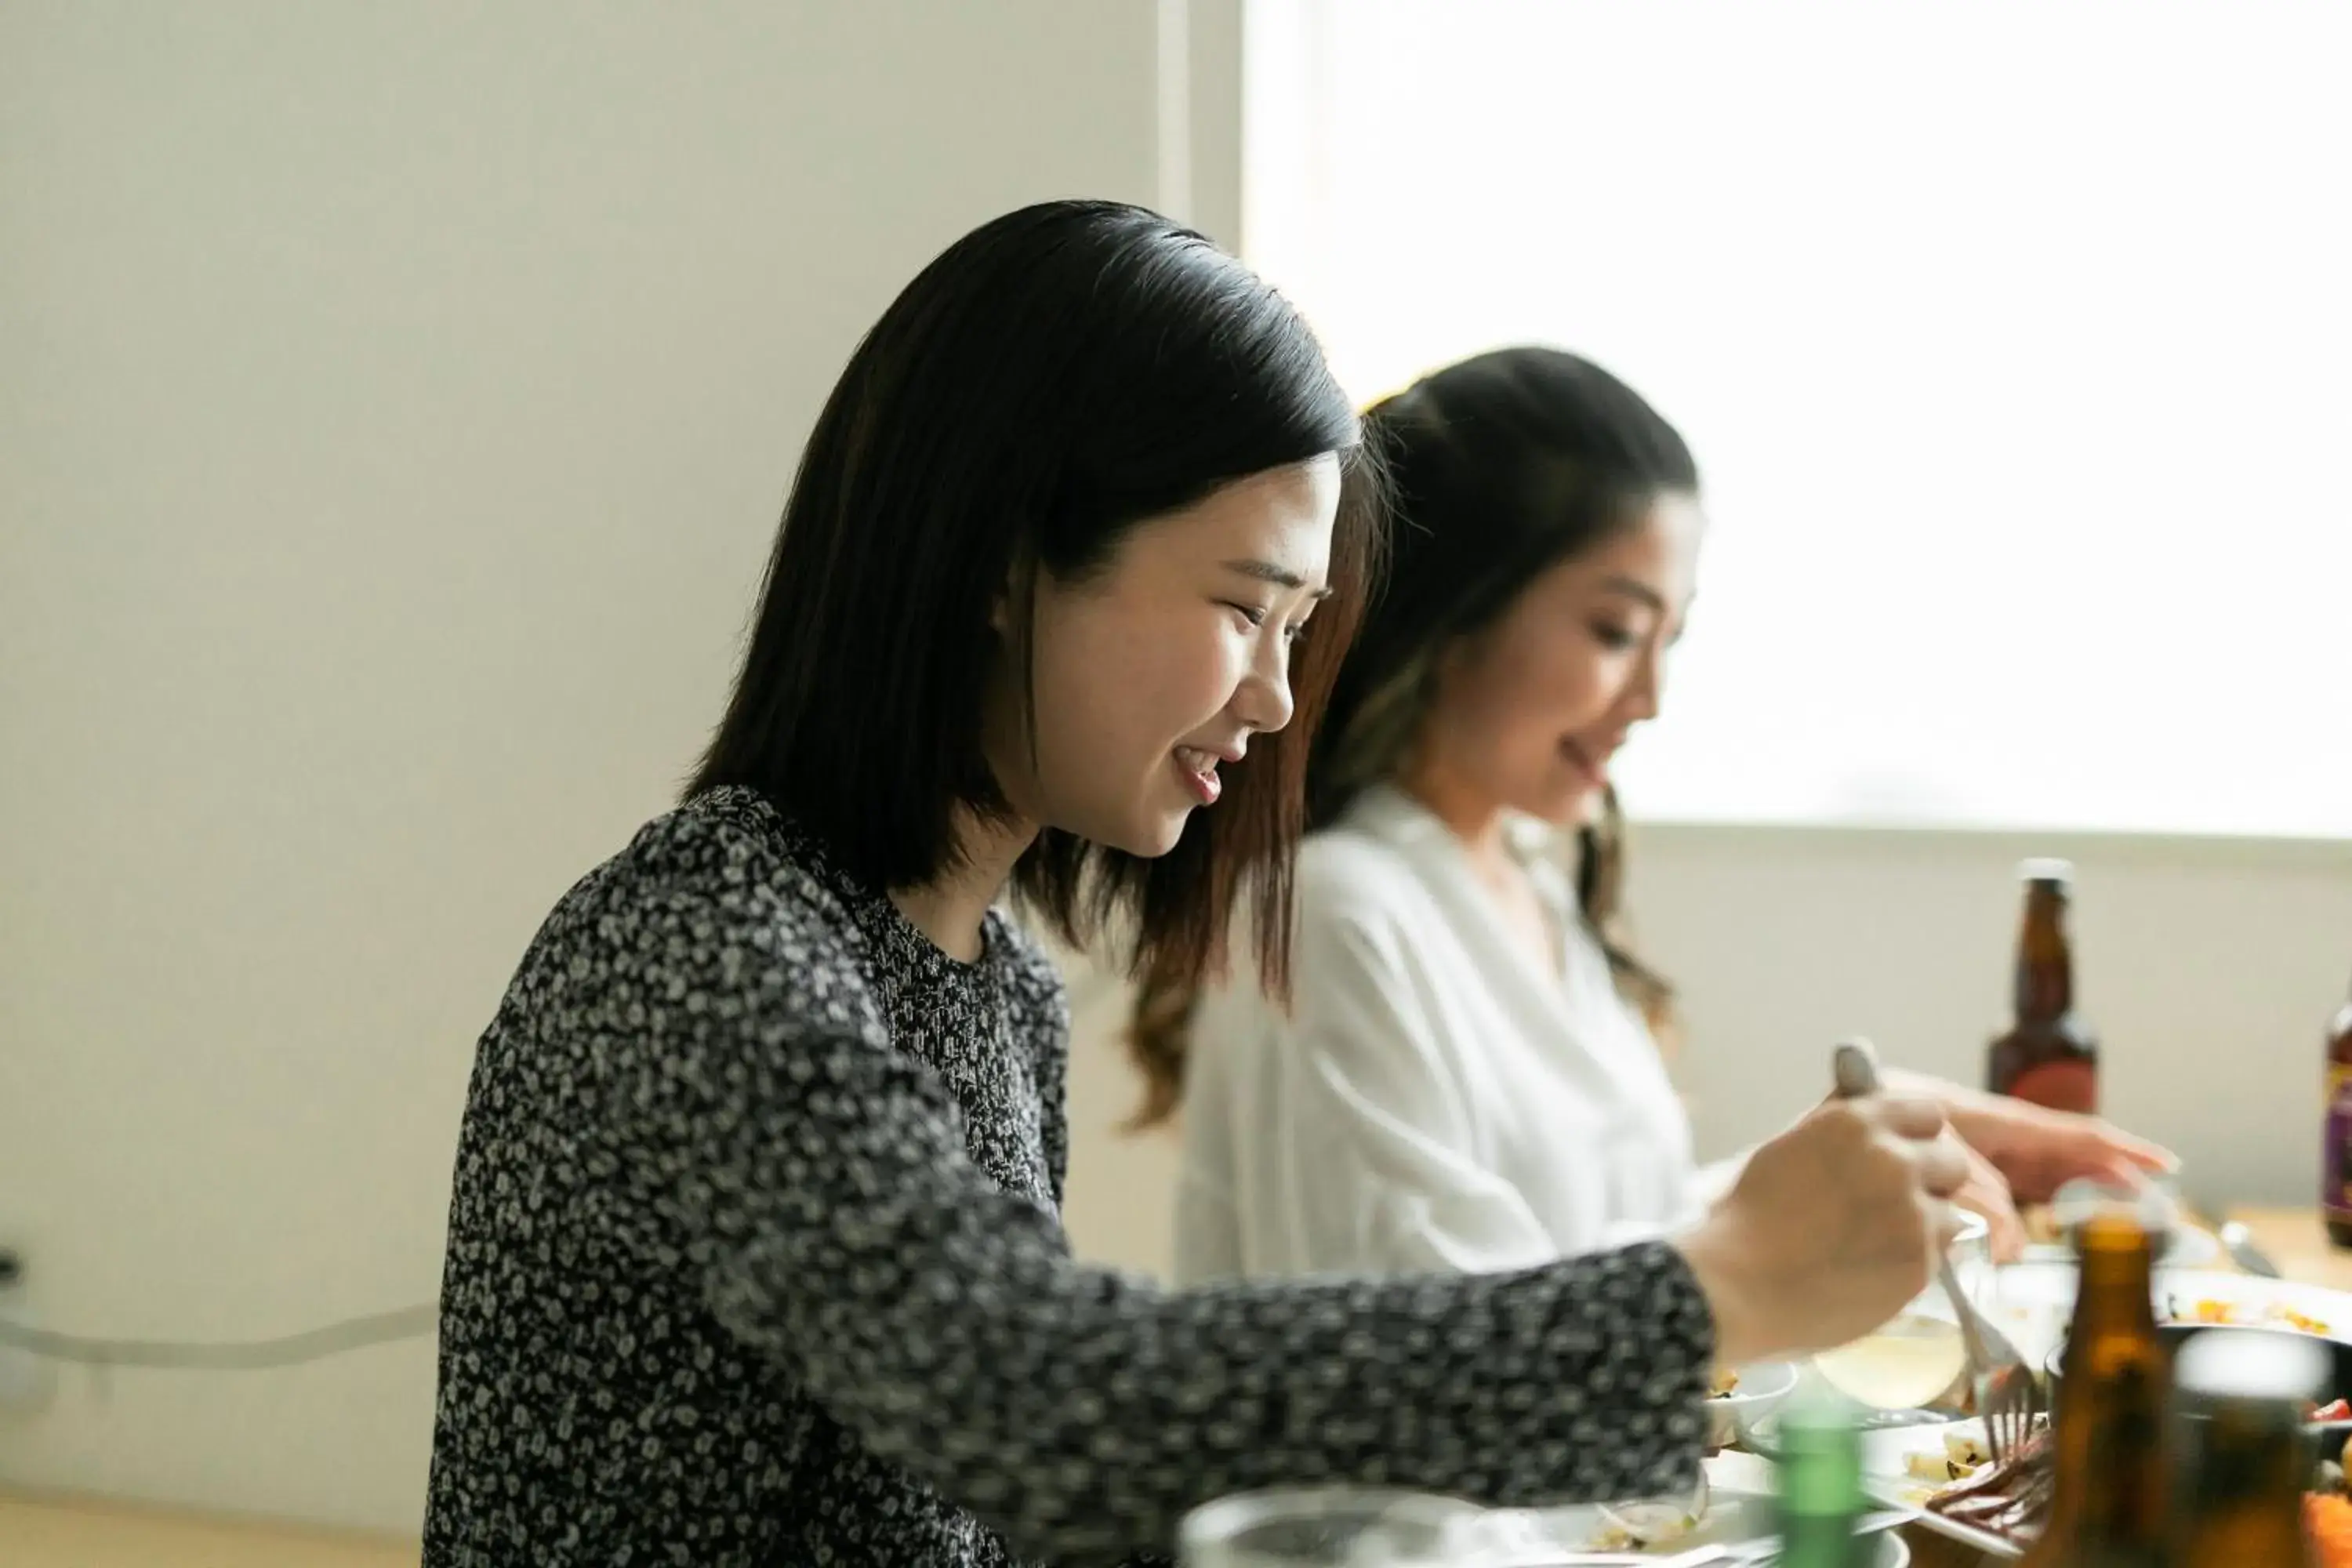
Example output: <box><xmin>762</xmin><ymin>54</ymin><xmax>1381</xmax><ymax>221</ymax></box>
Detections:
<box><xmin>1145</xmin><ymin>347</ymin><xmax>2169</xmax><ymax>1283</ymax></box>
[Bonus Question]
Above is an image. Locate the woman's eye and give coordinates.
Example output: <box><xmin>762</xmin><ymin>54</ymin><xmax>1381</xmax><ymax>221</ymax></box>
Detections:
<box><xmin>1224</xmin><ymin>602</ymin><xmax>1270</xmax><ymax>629</ymax></box>
<box><xmin>1592</xmin><ymin>622</ymin><xmax>1637</xmax><ymax>652</ymax></box>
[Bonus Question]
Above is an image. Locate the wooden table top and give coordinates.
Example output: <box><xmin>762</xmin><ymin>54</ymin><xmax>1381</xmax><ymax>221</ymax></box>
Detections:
<box><xmin>2227</xmin><ymin>1204</ymin><xmax>2352</xmax><ymax>1291</ymax></box>
<box><xmin>0</xmin><ymin>1492</ymin><xmax>416</xmax><ymax>1568</ymax></box>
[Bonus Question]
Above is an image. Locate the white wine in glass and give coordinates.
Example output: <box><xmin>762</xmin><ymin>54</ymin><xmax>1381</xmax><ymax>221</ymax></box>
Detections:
<box><xmin>1810</xmin><ymin>1311</ymin><xmax>1969</xmax><ymax>1410</ymax></box>
<box><xmin>1812</xmin><ymin>1207</ymin><xmax>1991</xmax><ymax>1411</ymax></box>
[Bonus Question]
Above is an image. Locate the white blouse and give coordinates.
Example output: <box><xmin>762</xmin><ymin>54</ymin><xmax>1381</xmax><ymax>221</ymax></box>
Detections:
<box><xmin>1175</xmin><ymin>785</ymin><xmax>1725</xmax><ymax>1284</ymax></box>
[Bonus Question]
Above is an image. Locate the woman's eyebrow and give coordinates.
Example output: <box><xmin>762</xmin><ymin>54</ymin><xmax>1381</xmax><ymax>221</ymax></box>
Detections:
<box><xmin>1221</xmin><ymin>558</ymin><xmax>1334</xmax><ymax>600</ymax></box>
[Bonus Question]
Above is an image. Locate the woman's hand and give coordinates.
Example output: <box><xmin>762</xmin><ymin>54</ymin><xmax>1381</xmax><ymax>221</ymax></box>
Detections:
<box><xmin>1883</xmin><ymin>1069</ymin><xmax>2176</xmax><ymax>1206</ymax></box>
<box><xmin>1944</xmin><ymin>1129</ymin><xmax>2030</xmax><ymax>1262</ymax></box>
<box><xmin>1674</xmin><ymin>1094</ymin><xmax>1968</xmax><ymax>1368</ymax></box>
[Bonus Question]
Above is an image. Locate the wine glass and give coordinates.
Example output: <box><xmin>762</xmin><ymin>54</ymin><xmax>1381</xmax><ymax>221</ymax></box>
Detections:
<box><xmin>1813</xmin><ymin>1209</ymin><xmax>1995</xmax><ymax>1415</ymax></box>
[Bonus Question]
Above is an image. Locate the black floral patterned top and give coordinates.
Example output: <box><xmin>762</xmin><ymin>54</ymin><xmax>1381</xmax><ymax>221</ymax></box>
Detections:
<box><xmin>423</xmin><ymin>786</ymin><xmax>1715</xmax><ymax>1566</ymax></box>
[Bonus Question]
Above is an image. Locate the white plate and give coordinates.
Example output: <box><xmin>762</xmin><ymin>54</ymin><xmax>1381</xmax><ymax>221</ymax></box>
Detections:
<box><xmin>1484</xmin><ymin>1494</ymin><xmax>1912</xmax><ymax>1566</ymax></box>
<box><xmin>1985</xmin><ymin>1264</ymin><xmax>2352</xmax><ymax>1372</ymax></box>
<box><xmin>1486</xmin><ymin>1456</ymin><xmax>1911</xmax><ymax>1565</ymax></box>
<box><xmin>1860</xmin><ymin>1418</ymin><xmax>2025</xmax><ymax>1561</ymax></box>
<box><xmin>1737</xmin><ymin>1399</ymin><xmax>1973</xmax><ymax>1462</ymax></box>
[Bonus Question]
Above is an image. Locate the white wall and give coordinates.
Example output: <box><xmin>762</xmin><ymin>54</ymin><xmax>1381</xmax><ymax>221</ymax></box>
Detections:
<box><xmin>0</xmin><ymin>0</ymin><xmax>1238</xmax><ymax>1536</ymax></box>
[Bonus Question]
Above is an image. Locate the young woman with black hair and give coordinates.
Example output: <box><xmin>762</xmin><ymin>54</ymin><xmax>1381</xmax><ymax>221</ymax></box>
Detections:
<box><xmin>426</xmin><ymin>214</ymin><xmax>1967</xmax><ymax>1566</ymax></box>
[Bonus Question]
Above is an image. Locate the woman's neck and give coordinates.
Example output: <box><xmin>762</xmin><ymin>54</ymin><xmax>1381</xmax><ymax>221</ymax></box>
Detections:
<box><xmin>1395</xmin><ymin>753</ymin><xmax>1513</xmax><ymax>869</ymax></box>
<box><xmin>1395</xmin><ymin>757</ymin><xmax>1562</xmax><ymax>978</ymax></box>
<box><xmin>888</xmin><ymin>805</ymin><xmax>1036</xmax><ymax>964</ymax></box>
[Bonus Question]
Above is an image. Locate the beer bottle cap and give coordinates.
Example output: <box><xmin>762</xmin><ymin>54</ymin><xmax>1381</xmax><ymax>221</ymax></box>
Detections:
<box><xmin>2051</xmin><ymin>1179</ymin><xmax>2173</xmax><ymax>1243</ymax></box>
<box><xmin>2017</xmin><ymin>856</ymin><xmax>2074</xmax><ymax>885</ymax></box>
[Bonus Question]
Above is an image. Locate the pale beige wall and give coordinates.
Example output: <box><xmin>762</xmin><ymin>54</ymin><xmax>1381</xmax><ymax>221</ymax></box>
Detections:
<box><xmin>0</xmin><ymin>0</ymin><xmax>1235</xmax><ymax>1534</ymax></box>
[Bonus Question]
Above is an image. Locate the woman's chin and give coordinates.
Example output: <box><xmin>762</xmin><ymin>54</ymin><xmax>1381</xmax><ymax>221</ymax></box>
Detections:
<box><xmin>1100</xmin><ymin>803</ymin><xmax>1193</xmax><ymax>859</ymax></box>
<box><xmin>1514</xmin><ymin>781</ymin><xmax>1606</xmax><ymax>831</ymax></box>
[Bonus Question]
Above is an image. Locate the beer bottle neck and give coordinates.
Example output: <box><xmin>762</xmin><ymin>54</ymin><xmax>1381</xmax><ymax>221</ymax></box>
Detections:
<box><xmin>2071</xmin><ymin>1245</ymin><xmax>2155</xmax><ymax>1334</ymax></box>
<box><xmin>2014</xmin><ymin>884</ymin><xmax>2074</xmax><ymax>1024</ymax></box>
<box><xmin>2034</xmin><ymin>1224</ymin><xmax>2168</xmax><ymax>1557</ymax></box>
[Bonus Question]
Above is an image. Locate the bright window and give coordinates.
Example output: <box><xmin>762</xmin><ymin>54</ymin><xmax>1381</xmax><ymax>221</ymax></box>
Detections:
<box><xmin>1245</xmin><ymin>0</ymin><xmax>2352</xmax><ymax>837</ymax></box>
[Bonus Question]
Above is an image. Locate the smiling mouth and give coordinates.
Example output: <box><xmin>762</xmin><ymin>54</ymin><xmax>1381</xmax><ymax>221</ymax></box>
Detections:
<box><xmin>1174</xmin><ymin>746</ymin><xmax>1223</xmax><ymax>805</ymax></box>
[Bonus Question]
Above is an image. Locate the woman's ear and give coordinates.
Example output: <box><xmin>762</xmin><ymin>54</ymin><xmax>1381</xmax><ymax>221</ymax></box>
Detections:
<box><xmin>993</xmin><ymin>550</ymin><xmax>1039</xmax><ymax>638</ymax></box>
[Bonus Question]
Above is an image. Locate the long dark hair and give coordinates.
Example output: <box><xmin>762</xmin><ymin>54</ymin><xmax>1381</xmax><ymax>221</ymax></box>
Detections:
<box><xmin>1129</xmin><ymin>347</ymin><xmax>1694</xmax><ymax>1123</ymax></box>
<box><xmin>693</xmin><ymin>200</ymin><xmax>1381</xmax><ymax>1033</ymax></box>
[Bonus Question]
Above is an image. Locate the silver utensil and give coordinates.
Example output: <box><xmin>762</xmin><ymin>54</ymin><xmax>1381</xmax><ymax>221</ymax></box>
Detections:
<box><xmin>2218</xmin><ymin>1218</ymin><xmax>2282</xmax><ymax>1278</ymax></box>
<box><xmin>1831</xmin><ymin>1037</ymin><xmax>2044</xmax><ymax>1466</ymax></box>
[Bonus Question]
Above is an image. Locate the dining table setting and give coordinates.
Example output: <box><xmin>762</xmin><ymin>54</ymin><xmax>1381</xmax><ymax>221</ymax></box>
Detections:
<box><xmin>1801</xmin><ymin>1204</ymin><xmax>2343</xmax><ymax>1568</ymax></box>
<box><xmin>1174</xmin><ymin>1203</ymin><xmax>2352</xmax><ymax>1566</ymax></box>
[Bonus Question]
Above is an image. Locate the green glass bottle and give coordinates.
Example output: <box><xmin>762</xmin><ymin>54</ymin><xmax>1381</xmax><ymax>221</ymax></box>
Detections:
<box><xmin>1776</xmin><ymin>1392</ymin><xmax>1867</xmax><ymax>1568</ymax></box>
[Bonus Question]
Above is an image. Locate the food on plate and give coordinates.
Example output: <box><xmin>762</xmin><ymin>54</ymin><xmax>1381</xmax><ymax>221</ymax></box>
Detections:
<box><xmin>1710</xmin><ymin>1368</ymin><xmax>1740</xmax><ymax>1398</ymax></box>
<box><xmin>1582</xmin><ymin>1513</ymin><xmax>1700</xmax><ymax>1553</ymax></box>
<box><xmin>2314</xmin><ymin>1495</ymin><xmax>2352</xmax><ymax>1568</ymax></box>
<box><xmin>1584</xmin><ymin>1501</ymin><xmax>1704</xmax><ymax>1552</ymax></box>
<box><xmin>2272</xmin><ymin>1426</ymin><xmax>2352</xmax><ymax>1566</ymax></box>
<box><xmin>1586</xmin><ymin>1479</ymin><xmax>1713</xmax><ymax>1552</ymax></box>
<box><xmin>2165</xmin><ymin>1294</ymin><xmax>2331</xmax><ymax>1334</ymax></box>
<box><xmin>1920</xmin><ymin>1423</ymin><xmax>2054</xmax><ymax>1543</ymax></box>
<box><xmin>1903</xmin><ymin>1428</ymin><xmax>1993</xmax><ymax>1484</ymax></box>
<box><xmin>2310</xmin><ymin>1458</ymin><xmax>2352</xmax><ymax>1567</ymax></box>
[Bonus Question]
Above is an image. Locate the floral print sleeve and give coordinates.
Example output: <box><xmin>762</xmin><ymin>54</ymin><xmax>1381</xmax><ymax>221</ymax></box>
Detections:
<box><xmin>424</xmin><ymin>789</ymin><xmax>1715</xmax><ymax>1567</ymax></box>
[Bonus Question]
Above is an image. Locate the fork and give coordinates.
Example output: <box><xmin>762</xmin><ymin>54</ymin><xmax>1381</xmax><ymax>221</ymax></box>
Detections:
<box><xmin>1831</xmin><ymin>1037</ymin><xmax>2045</xmax><ymax>1465</ymax></box>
